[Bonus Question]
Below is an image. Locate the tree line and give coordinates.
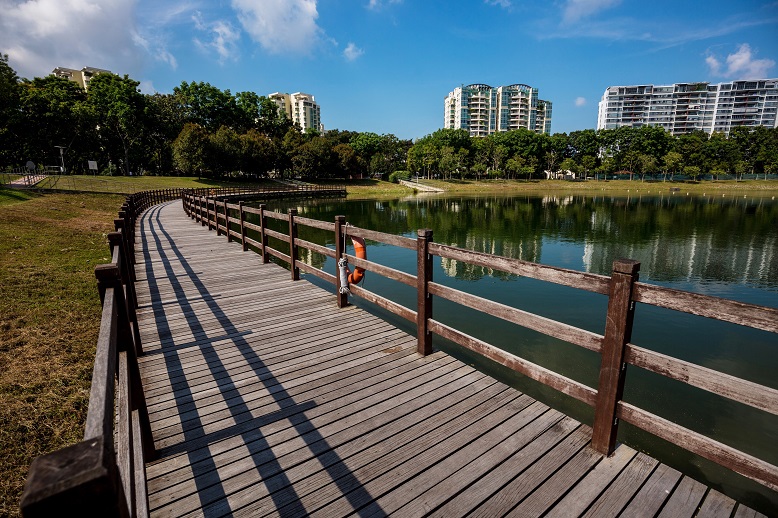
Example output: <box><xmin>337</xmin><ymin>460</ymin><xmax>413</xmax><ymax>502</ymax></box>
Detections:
<box><xmin>1</xmin><ymin>54</ymin><xmax>776</xmax><ymax>181</ymax></box>
<box><xmin>408</xmin><ymin>124</ymin><xmax>778</xmax><ymax>182</ymax></box>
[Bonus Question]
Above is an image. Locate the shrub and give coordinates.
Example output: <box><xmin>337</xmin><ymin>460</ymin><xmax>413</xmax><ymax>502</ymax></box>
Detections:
<box><xmin>388</xmin><ymin>170</ymin><xmax>411</xmax><ymax>183</ymax></box>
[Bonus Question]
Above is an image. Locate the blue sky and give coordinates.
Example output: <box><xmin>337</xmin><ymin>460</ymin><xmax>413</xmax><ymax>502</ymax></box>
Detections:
<box><xmin>2</xmin><ymin>0</ymin><xmax>777</xmax><ymax>139</ymax></box>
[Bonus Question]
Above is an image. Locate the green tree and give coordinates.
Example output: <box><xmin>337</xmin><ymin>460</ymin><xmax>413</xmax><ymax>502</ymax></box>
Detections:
<box><xmin>144</xmin><ymin>93</ymin><xmax>185</xmax><ymax>175</ymax></box>
<box><xmin>173</xmin><ymin>81</ymin><xmax>238</xmax><ymax>132</ymax></box>
<box><xmin>172</xmin><ymin>123</ymin><xmax>209</xmax><ymax>177</ymax></box>
<box><xmin>240</xmin><ymin>129</ymin><xmax>276</xmax><ymax>178</ymax></box>
<box><xmin>18</xmin><ymin>75</ymin><xmax>90</xmax><ymax>170</ymax></box>
<box><xmin>0</xmin><ymin>54</ymin><xmax>21</xmax><ymax>165</ymax></box>
<box><xmin>684</xmin><ymin>165</ymin><xmax>702</xmax><ymax>181</ymax></box>
<box><xmin>662</xmin><ymin>151</ymin><xmax>683</xmax><ymax>181</ymax></box>
<box><xmin>292</xmin><ymin>136</ymin><xmax>336</xmax><ymax>178</ymax></box>
<box><xmin>639</xmin><ymin>154</ymin><xmax>657</xmax><ymax>181</ymax></box>
<box><xmin>87</xmin><ymin>73</ymin><xmax>146</xmax><ymax>175</ymax></box>
<box><xmin>569</xmin><ymin>129</ymin><xmax>599</xmax><ymax>160</ymax></box>
<box><xmin>505</xmin><ymin>154</ymin><xmax>524</xmax><ymax>180</ymax></box>
<box><xmin>334</xmin><ymin>143</ymin><xmax>360</xmax><ymax>178</ymax></box>
<box><xmin>581</xmin><ymin>155</ymin><xmax>597</xmax><ymax>179</ymax></box>
<box><xmin>208</xmin><ymin>125</ymin><xmax>241</xmax><ymax>178</ymax></box>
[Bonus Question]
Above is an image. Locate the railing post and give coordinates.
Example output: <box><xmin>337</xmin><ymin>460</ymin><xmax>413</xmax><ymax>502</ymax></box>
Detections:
<box><xmin>215</xmin><ymin>199</ymin><xmax>222</xmax><ymax>236</ymax></box>
<box><xmin>592</xmin><ymin>259</ymin><xmax>640</xmax><ymax>455</ymax></box>
<box><xmin>417</xmin><ymin>229</ymin><xmax>433</xmax><ymax>356</ymax></box>
<box><xmin>209</xmin><ymin>197</ymin><xmax>216</xmax><ymax>231</ymax></box>
<box><xmin>258</xmin><ymin>204</ymin><xmax>269</xmax><ymax>263</ymax></box>
<box><xmin>288</xmin><ymin>209</ymin><xmax>299</xmax><ymax>281</ymax></box>
<box><xmin>239</xmin><ymin>201</ymin><xmax>247</xmax><ymax>251</ymax></box>
<box><xmin>21</xmin><ymin>436</ymin><xmax>129</xmax><ymax>518</ymax></box>
<box><xmin>224</xmin><ymin>200</ymin><xmax>231</xmax><ymax>242</ymax></box>
<box><xmin>334</xmin><ymin>215</ymin><xmax>348</xmax><ymax>308</ymax></box>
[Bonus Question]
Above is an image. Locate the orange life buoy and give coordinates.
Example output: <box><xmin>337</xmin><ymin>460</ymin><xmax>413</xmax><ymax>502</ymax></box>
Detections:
<box><xmin>348</xmin><ymin>236</ymin><xmax>367</xmax><ymax>284</ymax></box>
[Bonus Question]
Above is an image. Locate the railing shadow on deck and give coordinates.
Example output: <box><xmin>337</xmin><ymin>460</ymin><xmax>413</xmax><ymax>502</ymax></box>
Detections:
<box><xmin>137</xmin><ymin>204</ymin><xmax>385</xmax><ymax>517</ymax></box>
<box><xmin>19</xmin><ymin>185</ymin><xmax>348</xmax><ymax>518</ymax></box>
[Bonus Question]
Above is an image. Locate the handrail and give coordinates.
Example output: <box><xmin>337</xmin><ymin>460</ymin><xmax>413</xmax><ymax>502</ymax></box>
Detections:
<box><xmin>20</xmin><ymin>184</ymin><xmax>348</xmax><ymax>517</ymax></box>
<box><xmin>179</xmin><ymin>191</ymin><xmax>778</xmax><ymax>494</ymax></box>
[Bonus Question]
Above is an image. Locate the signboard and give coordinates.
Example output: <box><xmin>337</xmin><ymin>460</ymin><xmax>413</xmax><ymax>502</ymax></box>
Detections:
<box><xmin>88</xmin><ymin>161</ymin><xmax>98</xmax><ymax>171</ymax></box>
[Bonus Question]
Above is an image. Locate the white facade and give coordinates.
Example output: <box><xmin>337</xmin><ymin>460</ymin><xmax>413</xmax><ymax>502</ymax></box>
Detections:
<box><xmin>52</xmin><ymin>66</ymin><xmax>111</xmax><ymax>90</ymax></box>
<box><xmin>444</xmin><ymin>84</ymin><xmax>552</xmax><ymax>137</ymax></box>
<box><xmin>268</xmin><ymin>92</ymin><xmax>323</xmax><ymax>132</ymax></box>
<box><xmin>597</xmin><ymin>79</ymin><xmax>778</xmax><ymax>135</ymax></box>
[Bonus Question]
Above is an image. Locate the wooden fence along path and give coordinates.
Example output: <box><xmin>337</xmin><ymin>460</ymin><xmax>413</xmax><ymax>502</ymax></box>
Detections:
<box><xmin>130</xmin><ymin>201</ymin><xmax>767</xmax><ymax>517</ymax></box>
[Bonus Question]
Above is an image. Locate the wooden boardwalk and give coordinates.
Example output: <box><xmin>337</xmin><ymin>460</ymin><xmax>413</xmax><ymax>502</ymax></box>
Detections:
<box><xmin>134</xmin><ymin>201</ymin><xmax>765</xmax><ymax>517</ymax></box>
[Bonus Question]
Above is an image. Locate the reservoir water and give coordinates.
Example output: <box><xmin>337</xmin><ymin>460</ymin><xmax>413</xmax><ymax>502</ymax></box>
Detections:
<box><xmin>258</xmin><ymin>192</ymin><xmax>778</xmax><ymax>512</ymax></box>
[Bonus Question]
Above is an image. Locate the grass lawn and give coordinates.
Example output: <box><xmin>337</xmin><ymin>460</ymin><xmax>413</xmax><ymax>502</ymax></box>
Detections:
<box><xmin>0</xmin><ymin>189</ymin><xmax>123</xmax><ymax>517</ymax></box>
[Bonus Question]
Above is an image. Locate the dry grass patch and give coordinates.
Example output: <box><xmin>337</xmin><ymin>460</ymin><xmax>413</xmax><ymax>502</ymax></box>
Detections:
<box><xmin>0</xmin><ymin>190</ymin><xmax>123</xmax><ymax>517</ymax></box>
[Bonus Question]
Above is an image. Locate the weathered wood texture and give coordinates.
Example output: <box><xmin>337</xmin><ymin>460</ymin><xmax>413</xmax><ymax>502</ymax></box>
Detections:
<box><xmin>130</xmin><ymin>202</ymin><xmax>766</xmax><ymax>518</ymax></box>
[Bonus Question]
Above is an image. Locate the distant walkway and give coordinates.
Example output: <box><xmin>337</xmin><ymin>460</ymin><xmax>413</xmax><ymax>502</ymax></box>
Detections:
<box><xmin>134</xmin><ymin>201</ymin><xmax>766</xmax><ymax>517</ymax></box>
<box><xmin>399</xmin><ymin>179</ymin><xmax>445</xmax><ymax>192</ymax></box>
<box><xmin>6</xmin><ymin>174</ymin><xmax>46</xmax><ymax>187</ymax></box>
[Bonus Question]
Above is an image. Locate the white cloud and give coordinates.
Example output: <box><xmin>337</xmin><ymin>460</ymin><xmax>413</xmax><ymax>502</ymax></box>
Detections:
<box><xmin>0</xmin><ymin>0</ymin><xmax>141</xmax><ymax>79</ymax></box>
<box><xmin>707</xmin><ymin>44</ymin><xmax>775</xmax><ymax>79</ymax></box>
<box><xmin>367</xmin><ymin>0</ymin><xmax>401</xmax><ymax>10</ymax></box>
<box><xmin>343</xmin><ymin>42</ymin><xmax>364</xmax><ymax>61</ymax></box>
<box><xmin>132</xmin><ymin>31</ymin><xmax>178</xmax><ymax>69</ymax></box>
<box><xmin>193</xmin><ymin>12</ymin><xmax>241</xmax><ymax>63</ymax></box>
<box><xmin>562</xmin><ymin>0</ymin><xmax>621</xmax><ymax>24</ymax></box>
<box><xmin>231</xmin><ymin>0</ymin><xmax>323</xmax><ymax>55</ymax></box>
<box><xmin>575</xmin><ymin>97</ymin><xmax>587</xmax><ymax>107</ymax></box>
<box><xmin>485</xmin><ymin>0</ymin><xmax>511</xmax><ymax>7</ymax></box>
<box><xmin>706</xmin><ymin>54</ymin><xmax>721</xmax><ymax>76</ymax></box>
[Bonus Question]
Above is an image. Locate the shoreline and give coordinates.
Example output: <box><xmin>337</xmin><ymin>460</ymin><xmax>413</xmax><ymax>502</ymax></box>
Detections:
<box><xmin>344</xmin><ymin>178</ymin><xmax>778</xmax><ymax>199</ymax></box>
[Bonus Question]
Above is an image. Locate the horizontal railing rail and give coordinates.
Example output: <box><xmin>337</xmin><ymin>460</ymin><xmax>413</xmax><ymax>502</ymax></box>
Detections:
<box><xmin>181</xmin><ymin>191</ymin><xmax>778</xmax><ymax>494</ymax></box>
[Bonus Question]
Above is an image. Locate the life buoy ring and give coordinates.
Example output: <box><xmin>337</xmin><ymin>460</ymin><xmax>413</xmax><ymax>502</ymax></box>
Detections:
<box><xmin>338</xmin><ymin>235</ymin><xmax>367</xmax><ymax>294</ymax></box>
<box><xmin>348</xmin><ymin>236</ymin><xmax>367</xmax><ymax>284</ymax></box>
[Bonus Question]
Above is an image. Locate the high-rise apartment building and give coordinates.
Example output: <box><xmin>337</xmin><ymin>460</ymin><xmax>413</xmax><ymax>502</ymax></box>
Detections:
<box><xmin>444</xmin><ymin>84</ymin><xmax>552</xmax><ymax>137</ymax></box>
<box><xmin>597</xmin><ymin>79</ymin><xmax>778</xmax><ymax>135</ymax></box>
<box><xmin>268</xmin><ymin>92</ymin><xmax>323</xmax><ymax>133</ymax></box>
<box><xmin>52</xmin><ymin>66</ymin><xmax>111</xmax><ymax>90</ymax></box>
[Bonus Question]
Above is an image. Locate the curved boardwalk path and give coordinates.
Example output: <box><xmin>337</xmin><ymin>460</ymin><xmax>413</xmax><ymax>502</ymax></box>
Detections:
<box><xmin>135</xmin><ymin>201</ymin><xmax>765</xmax><ymax>517</ymax></box>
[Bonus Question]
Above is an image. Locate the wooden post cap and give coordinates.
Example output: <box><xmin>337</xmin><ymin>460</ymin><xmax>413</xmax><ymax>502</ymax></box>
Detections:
<box><xmin>612</xmin><ymin>259</ymin><xmax>640</xmax><ymax>275</ymax></box>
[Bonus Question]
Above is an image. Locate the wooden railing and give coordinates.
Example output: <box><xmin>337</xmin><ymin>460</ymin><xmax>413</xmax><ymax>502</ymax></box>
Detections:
<box><xmin>182</xmin><ymin>192</ymin><xmax>778</xmax><ymax>494</ymax></box>
<box><xmin>19</xmin><ymin>184</ymin><xmax>347</xmax><ymax>517</ymax></box>
<box><xmin>19</xmin><ymin>190</ymin><xmax>171</xmax><ymax>518</ymax></box>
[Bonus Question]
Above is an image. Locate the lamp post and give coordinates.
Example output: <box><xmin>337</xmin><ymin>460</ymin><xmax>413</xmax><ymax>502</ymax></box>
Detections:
<box><xmin>54</xmin><ymin>145</ymin><xmax>66</xmax><ymax>174</ymax></box>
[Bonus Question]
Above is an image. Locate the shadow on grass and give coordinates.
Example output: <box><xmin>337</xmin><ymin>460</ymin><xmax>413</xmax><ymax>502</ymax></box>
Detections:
<box><xmin>0</xmin><ymin>188</ymin><xmax>39</xmax><ymax>205</ymax></box>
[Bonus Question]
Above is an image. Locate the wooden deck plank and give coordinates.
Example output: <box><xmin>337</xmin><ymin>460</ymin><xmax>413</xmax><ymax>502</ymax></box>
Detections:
<box><xmin>132</xmin><ymin>201</ymin><xmax>767</xmax><ymax>518</ymax></box>
<box><xmin>478</xmin><ymin>427</ymin><xmax>600</xmax><ymax>518</ymax></box>
<box><xmin>581</xmin><ymin>452</ymin><xmax>660</xmax><ymax>517</ymax></box>
<box><xmin>148</xmin><ymin>362</ymin><xmax>481</xmax><ymax>514</ymax></box>
<box><xmin>231</xmin><ymin>388</ymin><xmax>523</xmax><ymax>518</ymax></box>
<box><xmin>372</xmin><ymin>407</ymin><xmax>566</xmax><ymax>517</ymax></box>
<box><xmin>697</xmin><ymin>489</ymin><xmax>738</xmax><ymax>516</ymax></box>
<box><xmin>619</xmin><ymin>463</ymin><xmax>683</xmax><ymax>517</ymax></box>
<box><xmin>428</xmin><ymin>418</ymin><xmax>585</xmax><ymax>518</ymax></box>
<box><xmin>656</xmin><ymin>476</ymin><xmax>708</xmax><ymax>518</ymax></box>
<box><xmin>147</xmin><ymin>372</ymin><xmax>499</xmax><ymax>503</ymax></box>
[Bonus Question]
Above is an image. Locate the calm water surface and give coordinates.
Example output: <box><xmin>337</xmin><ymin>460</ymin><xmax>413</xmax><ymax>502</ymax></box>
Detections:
<box><xmin>260</xmin><ymin>192</ymin><xmax>778</xmax><ymax>511</ymax></box>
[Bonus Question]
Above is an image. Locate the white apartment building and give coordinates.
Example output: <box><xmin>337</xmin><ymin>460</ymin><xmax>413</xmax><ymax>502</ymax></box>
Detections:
<box><xmin>52</xmin><ymin>66</ymin><xmax>111</xmax><ymax>90</ymax></box>
<box><xmin>597</xmin><ymin>79</ymin><xmax>778</xmax><ymax>135</ymax></box>
<box><xmin>444</xmin><ymin>84</ymin><xmax>552</xmax><ymax>137</ymax></box>
<box><xmin>268</xmin><ymin>92</ymin><xmax>323</xmax><ymax>133</ymax></box>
